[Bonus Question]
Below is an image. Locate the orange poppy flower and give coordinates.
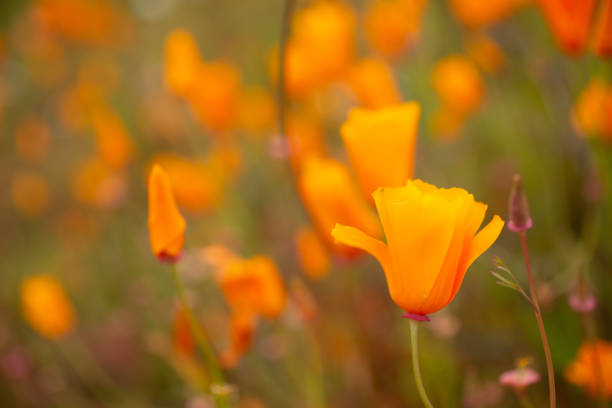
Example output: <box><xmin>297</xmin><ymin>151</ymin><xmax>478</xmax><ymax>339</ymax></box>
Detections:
<box><xmin>593</xmin><ymin>0</ymin><xmax>612</xmax><ymax>57</ymax></box>
<box><xmin>164</xmin><ymin>28</ymin><xmax>202</xmax><ymax>97</ymax></box>
<box><xmin>148</xmin><ymin>164</ymin><xmax>186</xmax><ymax>262</ymax></box>
<box><xmin>299</xmin><ymin>156</ymin><xmax>380</xmax><ymax>257</ymax></box>
<box><xmin>295</xmin><ymin>226</ymin><xmax>331</xmax><ymax>280</ymax></box>
<box><xmin>220</xmin><ymin>313</ymin><xmax>255</xmax><ymax>368</ymax></box>
<box><xmin>21</xmin><ymin>275</ymin><xmax>75</xmax><ymax>340</ymax></box>
<box><xmin>92</xmin><ymin>107</ymin><xmax>134</xmax><ymax>170</ymax></box>
<box><xmin>447</xmin><ymin>0</ymin><xmax>527</xmax><ymax>29</ymax></box>
<box><xmin>537</xmin><ymin>0</ymin><xmax>597</xmax><ymax>55</ymax></box>
<box><xmin>340</xmin><ymin>102</ymin><xmax>420</xmax><ymax>200</ymax></box>
<box><xmin>571</xmin><ymin>78</ymin><xmax>612</xmax><ymax>141</ymax></box>
<box><xmin>432</xmin><ymin>55</ymin><xmax>484</xmax><ymax>117</ymax></box>
<box><xmin>332</xmin><ymin>179</ymin><xmax>504</xmax><ymax>316</ymax></box>
<box><xmin>172</xmin><ymin>307</ymin><xmax>195</xmax><ymax>356</ymax></box>
<box><xmin>286</xmin><ymin>111</ymin><xmax>327</xmax><ymax>173</ymax></box>
<box><xmin>364</xmin><ymin>0</ymin><xmax>427</xmax><ymax>58</ymax></box>
<box><xmin>348</xmin><ymin>58</ymin><xmax>402</xmax><ymax>109</ymax></box>
<box><xmin>565</xmin><ymin>340</ymin><xmax>612</xmax><ymax>399</ymax></box>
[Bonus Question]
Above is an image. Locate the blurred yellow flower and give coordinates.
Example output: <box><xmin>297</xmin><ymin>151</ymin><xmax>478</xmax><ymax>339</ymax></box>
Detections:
<box><xmin>11</xmin><ymin>170</ymin><xmax>51</xmax><ymax>218</ymax></box>
<box><xmin>21</xmin><ymin>275</ymin><xmax>75</xmax><ymax>340</ymax></box>
<box><xmin>148</xmin><ymin>164</ymin><xmax>186</xmax><ymax>262</ymax></box>
<box><xmin>537</xmin><ymin>0</ymin><xmax>597</xmax><ymax>55</ymax></box>
<box><xmin>299</xmin><ymin>156</ymin><xmax>380</xmax><ymax>257</ymax></box>
<box><xmin>432</xmin><ymin>55</ymin><xmax>484</xmax><ymax>117</ymax></box>
<box><xmin>348</xmin><ymin>58</ymin><xmax>401</xmax><ymax>109</ymax></box>
<box><xmin>92</xmin><ymin>107</ymin><xmax>134</xmax><ymax>170</ymax></box>
<box><xmin>572</xmin><ymin>78</ymin><xmax>612</xmax><ymax>141</ymax></box>
<box><xmin>593</xmin><ymin>0</ymin><xmax>612</xmax><ymax>57</ymax></box>
<box><xmin>447</xmin><ymin>0</ymin><xmax>527</xmax><ymax>28</ymax></box>
<box><xmin>465</xmin><ymin>34</ymin><xmax>506</xmax><ymax>74</ymax></box>
<box><xmin>14</xmin><ymin>115</ymin><xmax>51</xmax><ymax>164</ymax></box>
<box><xmin>364</xmin><ymin>0</ymin><xmax>427</xmax><ymax>58</ymax></box>
<box><xmin>341</xmin><ymin>102</ymin><xmax>420</xmax><ymax>199</ymax></box>
<box><xmin>332</xmin><ymin>179</ymin><xmax>504</xmax><ymax>316</ymax></box>
<box><xmin>565</xmin><ymin>340</ymin><xmax>612</xmax><ymax>399</ymax></box>
<box><xmin>295</xmin><ymin>226</ymin><xmax>331</xmax><ymax>280</ymax></box>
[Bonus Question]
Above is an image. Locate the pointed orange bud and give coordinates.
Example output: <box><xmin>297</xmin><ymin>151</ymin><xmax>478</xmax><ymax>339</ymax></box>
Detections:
<box><xmin>537</xmin><ymin>0</ymin><xmax>597</xmax><ymax>55</ymax></box>
<box><xmin>148</xmin><ymin>164</ymin><xmax>186</xmax><ymax>262</ymax></box>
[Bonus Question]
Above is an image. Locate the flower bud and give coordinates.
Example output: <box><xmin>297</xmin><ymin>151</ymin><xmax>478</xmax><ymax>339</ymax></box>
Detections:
<box><xmin>508</xmin><ymin>174</ymin><xmax>532</xmax><ymax>233</ymax></box>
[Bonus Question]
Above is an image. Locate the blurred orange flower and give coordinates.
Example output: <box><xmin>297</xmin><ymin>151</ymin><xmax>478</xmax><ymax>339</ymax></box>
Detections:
<box><xmin>447</xmin><ymin>0</ymin><xmax>527</xmax><ymax>28</ymax></box>
<box><xmin>238</xmin><ymin>87</ymin><xmax>276</xmax><ymax>135</ymax></box>
<box><xmin>432</xmin><ymin>55</ymin><xmax>484</xmax><ymax>117</ymax></box>
<box><xmin>593</xmin><ymin>0</ymin><xmax>612</xmax><ymax>57</ymax></box>
<box><xmin>572</xmin><ymin>78</ymin><xmax>612</xmax><ymax>141</ymax></box>
<box><xmin>92</xmin><ymin>107</ymin><xmax>134</xmax><ymax>169</ymax></box>
<box><xmin>565</xmin><ymin>340</ymin><xmax>612</xmax><ymax>399</ymax></box>
<box><xmin>348</xmin><ymin>58</ymin><xmax>401</xmax><ymax>109</ymax></box>
<box><xmin>332</xmin><ymin>179</ymin><xmax>504</xmax><ymax>316</ymax></box>
<box><xmin>164</xmin><ymin>29</ymin><xmax>202</xmax><ymax>97</ymax></box>
<box><xmin>11</xmin><ymin>171</ymin><xmax>51</xmax><ymax>218</ymax></box>
<box><xmin>364</xmin><ymin>0</ymin><xmax>427</xmax><ymax>58</ymax></box>
<box><xmin>465</xmin><ymin>34</ymin><xmax>506</xmax><ymax>74</ymax></box>
<box><xmin>14</xmin><ymin>116</ymin><xmax>51</xmax><ymax>164</ymax></box>
<box><xmin>21</xmin><ymin>275</ymin><xmax>75</xmax><ymax>340</ymax></box>
<box><xmin>153</xmin><ymin>154</ymin><xmax>225</xmax><ymax>213</ymax></box>
<box><xmin>430</xmin><ymin>107</ymin><xmax>466</xmax><ymax>141</ymax></box>
<box><xmin>537</xmin><ymin>0</ymin><xmax>597</xmax><ymax>55</ymax></box>
<box><xmin>217</xmin><ymin>254</ymin><xmax>286</xmax><ymax>367</ymax></box>
<box><xmin>286</xmin><ymin>111</ymin><xmax>327</xmax><ymax>173</ymax></box>
<box><xmin>34</xmin><ymin>0</ymin><xmax>131</xmax><ymax>46</ymax></box>
<box><xmin>299</xmin><ymin>156</ymin><xmax>380</xmax><ymax>257</ymax></box>
<box><xmin>292</xmin><ymin>1</ymin><xmax>356</xmax><ymax>81</ymax></box>
<box><xmin>71</xmin><ymin>158</ymin><xmax>126</xmax><ymax>208</ymax></box>
<box><xmin>148</xmin><ymin>164</ymin><xmax>186</xmax><ymax>262</ymax></box>
<box><xmin>341</xmin><ymin>102</ymin><xmax>420</xmax><ymax>200</ymax></box>
<box><xmin>172</xmin><ymin>307</ymin><xmax>195</xmax><ymax>356</ymax></box>
<box><xmin>295</xmin><ymin>226</ymin><xmax>331</xmax><ymax>280</ymax></box>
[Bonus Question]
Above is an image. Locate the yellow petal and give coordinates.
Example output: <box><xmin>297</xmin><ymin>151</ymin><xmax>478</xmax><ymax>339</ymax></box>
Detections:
<box><xmin>331</xmin><ymin>224</ymin><xmax>390</xmax><ymax>277</ymax></box>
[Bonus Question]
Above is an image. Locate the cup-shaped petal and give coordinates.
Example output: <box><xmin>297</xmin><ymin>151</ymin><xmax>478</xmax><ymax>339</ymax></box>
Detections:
<box><xmin>537</xmin><ymin>0</ymin><xmax>597</xmax><ymax>55</ymax></box>
<box><xmin>148</xmin><ymin>164</ymin><xmax>186</xmax><ymax>262</ymax></box>
<box><xmin>593</xmin><ymin>0</ymin><xmax>612</xmax><ymax>57</ymax></box>
<box><xmin>333</xmin><ymin>179</ymin><xmax>504</xmax><ymax>316</ymax></box>
<box><xmin>341</xmin><ymin>102</ymin><xmax>419</xmax><ymax>200</ymax></box>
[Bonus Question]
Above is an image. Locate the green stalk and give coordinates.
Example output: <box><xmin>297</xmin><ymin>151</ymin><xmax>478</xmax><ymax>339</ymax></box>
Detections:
<box><xmin>170</xmin><ymin>264</ymin><xmax>229</xmax><ymax>407</ymax></box>
<box><xmin>409</xmin><ymin>320</ymin><xmax>434</xmax><ymax>408</ymax></box>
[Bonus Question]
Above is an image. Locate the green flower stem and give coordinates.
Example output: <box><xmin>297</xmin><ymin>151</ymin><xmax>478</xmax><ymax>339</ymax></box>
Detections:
<box><xmin>171</xmin><ymin>264</ymin><xmax>229</xmax><ymax>408</ymax></box>
<box><xmin>409</xmin><ymin>320</ymin><xmax>434</xmax><ymax>408</ymax></box>
<box><xmin>519</xmin><ymin>232</ymin><xmax>556</xmax><ymax>408</ymax></box>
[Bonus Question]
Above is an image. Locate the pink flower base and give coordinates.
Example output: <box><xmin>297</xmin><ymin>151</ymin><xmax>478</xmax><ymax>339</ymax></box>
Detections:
<box><xmin>402</xmin><ymin>312</ymin><xmax>430</xmax><ymax>322</ymax></box>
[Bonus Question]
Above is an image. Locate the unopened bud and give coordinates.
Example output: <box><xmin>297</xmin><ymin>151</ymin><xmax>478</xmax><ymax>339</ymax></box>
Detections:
<box><xmin>508</xmin><ymin>174</ymin><xmax>533</xmax><ymax>232</ymax></box>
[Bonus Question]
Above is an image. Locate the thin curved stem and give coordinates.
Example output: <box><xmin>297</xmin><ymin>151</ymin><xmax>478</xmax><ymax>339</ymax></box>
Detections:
<box><xmin>519</xmin><ymin>232</ymin><xmax>556</xmax><ymax>408</ymax></box>
<box><xmin>409</xmin><ymin>320</ymin><xmax>434</xmax><ymax>408</ymax></box>
<box><xmin>171</xmin><ymin>265</ymin><xmax>229</xmax><ymax>408</ymax></box>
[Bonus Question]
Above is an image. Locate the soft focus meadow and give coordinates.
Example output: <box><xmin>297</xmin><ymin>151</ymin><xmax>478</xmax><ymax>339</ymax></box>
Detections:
<box><xmin>1</xmin><ymin>0</ymin><xmax>612</xmax><ymax>407</ymax></box>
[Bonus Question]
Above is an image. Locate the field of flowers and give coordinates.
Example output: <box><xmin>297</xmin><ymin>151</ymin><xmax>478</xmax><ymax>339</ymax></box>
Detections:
<box><xmin>0</xmin><ymin>0</ymin><xmax>611</xmax><ymax>407</ymax></box>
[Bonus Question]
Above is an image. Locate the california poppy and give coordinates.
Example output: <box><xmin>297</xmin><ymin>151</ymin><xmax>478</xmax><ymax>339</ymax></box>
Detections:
<box><xmin>332</xmin><ymin>179</ymin><xmax>504</xmax><ymax>316</ymax></box>
<box><xmin>566</xmin><ymin>340</ymin><xmax>612</xmax><ymax>399</ymax></box>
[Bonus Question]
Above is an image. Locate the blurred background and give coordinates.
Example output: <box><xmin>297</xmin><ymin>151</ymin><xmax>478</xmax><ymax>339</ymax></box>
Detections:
<box><xmin>0</xmin><ymin>0</ymin><xmax>611</xmax><ymax>407</ymax></box>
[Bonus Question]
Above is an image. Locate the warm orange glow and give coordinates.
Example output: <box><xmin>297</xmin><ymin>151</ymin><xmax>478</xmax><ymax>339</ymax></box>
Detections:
<box><xmin>71</xmin><ymin>158</ymin><xmax>126</xmax><ymax>209</ymax></box>
<box><xmin>299</xmin><ymin>156</ymin><xmax>380</xmax><ymax>257</ymax></box>
<box><xmin>348</xmin><ymin>58</ymin><xmax>402</xmax><ymax>109</ymax></box>
<box><xmin>465</xmin><ymin>34</ymin><xmax>506</xmax><ymax>74</ymax></box>
<box><xmin>448</xmin><ymin>0</ymin><xmax>528</xmax><ymax>28</ymax></box>
<box><xmin>332</xmin><ymin>179</ymin><xmax>503</xmax><ymax>315</ymax></box>
<box><xmin>572</xmin><ymin>78</ymin><xmax>612</xmax><ymax>141</ymax></box>
<box><xmin>14</xmin><ymin>116</ymin><xmax>51</xmax><ymax>164</ymax></box>
<box><xmin>593</xmin><ymin>0</ymin><xmax>612</xmax><ymax>57</ymax></box>
<box><xmin>295</xmin><ymin>226</ymin><xmax>331</xmax><ymax>280</ymax></box>
<box><xmin>537</xmin><ymin>0</ymin><xmax>597</xmax><ymax>55</ymax></box>
<box><xmin>11</xmin><ymin>171</ymin><xmax>51</xmax><ymax>218</ymax></box>
<box><xmin>92</xmin><ymin>107</ymin><xmax>134</xmax><ymax>169</ymax></box>
<box><xmin>21</xmin><ymin>275</ymin><xmax>75</xmax><ymax>339</ymax></box>
<box><xmin>565</xmin><ymin>340</ymin><xmax>612</xmax><ymax>398</ymax></box>
<box><xmin>432</xmin><ymin>55</ymin><xmax>484</xmax><ymax>117</ymax></box>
